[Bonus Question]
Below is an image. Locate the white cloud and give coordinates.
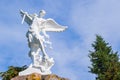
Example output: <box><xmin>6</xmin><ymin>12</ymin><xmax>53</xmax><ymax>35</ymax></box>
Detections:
<box><xmin>0</xmin><ymin>24</ymin><xmax>26</xmax><ymax>44</ymax></box>
<box><xmin>0</xmin><ymin>23</ymin><xmax>30</xmax><ymax>71</ymax></box>
<box><xmin>46</xmin><ymin>36</ymin><xmax>94</xmax><ymax>80</ymax></box>
<box><xmin>64</xmin><ymin>0</ymin><xmax>120</xmax><ymax>79</ymax></box>
<box><xmin>70</xmin><ymin>0</ymin><xmax>120</xmax><ymax>49</ymax></box>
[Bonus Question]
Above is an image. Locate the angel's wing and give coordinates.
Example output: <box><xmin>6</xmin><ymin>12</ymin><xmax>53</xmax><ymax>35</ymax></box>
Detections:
<box><xmin>43</xmin><ymin>18</ymin><xmax>67</xmax><ymax>32</ymax></box>
<box><xmin>20</xmin><ymin>10</ymin><xmax>33</xmax><ymax>25</ymax></box>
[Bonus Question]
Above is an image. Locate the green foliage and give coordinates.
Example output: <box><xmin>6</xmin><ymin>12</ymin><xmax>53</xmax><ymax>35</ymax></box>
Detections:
<box><xmin>0</xmin><ymin>65</ymin><xmax>27</xmax><ymax>80</ymax></box>
<box><xmin>89</xmin><ymin>35</ymin><xmax>120</xmax><ymax>80</ymax></box>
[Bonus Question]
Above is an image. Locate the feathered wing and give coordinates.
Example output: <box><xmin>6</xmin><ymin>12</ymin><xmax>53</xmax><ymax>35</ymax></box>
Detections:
<box><xmin>43</xmin><ymin>18</ymin><xmax>67</xmax><ymax>32</ymax></box>
<box><xmin>20</xmin><ymin>10</ymin><xmax>33</xmax><ymax>25</ymax></box>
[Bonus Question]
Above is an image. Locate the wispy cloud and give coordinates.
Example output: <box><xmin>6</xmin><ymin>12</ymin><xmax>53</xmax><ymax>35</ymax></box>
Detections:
<box><xmin>70</xmin><ymin>0</ymin><xmax>120</xmax><ymax>47</ymax></box>
<box><xmin>67</xmin><ymin>0</ymin><xmax>120</xmax><ymax>79</ymax></box>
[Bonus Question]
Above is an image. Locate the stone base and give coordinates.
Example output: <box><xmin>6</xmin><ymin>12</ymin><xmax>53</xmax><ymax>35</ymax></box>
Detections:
<box><xmin>19</xmin><ymin>66</ymin><xmax>51</xmax><ymax>76</ymax></box>
<box><xmin>11</xmin><ymin>73</ymin><xmax>69</xmax><ymax>80</ymax></box>
<box><xmin>19</xmin><ymin>56</ymin><xmax>54</xmax><ymax>76</ymax></box>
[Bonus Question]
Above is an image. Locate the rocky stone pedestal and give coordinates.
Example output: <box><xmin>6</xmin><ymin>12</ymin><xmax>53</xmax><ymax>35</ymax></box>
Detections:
<box><xmin>11</xmin><ymin>73</ymin><xmax>69</xmax><ymax>80</ymax></box>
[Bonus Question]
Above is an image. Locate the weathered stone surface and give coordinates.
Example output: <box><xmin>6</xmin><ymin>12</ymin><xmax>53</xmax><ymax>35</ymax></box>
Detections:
<box><xmin>11</xmin><ymin>73</ymin><xmax>41</xmax><ymax>80</ymax></box>
<box><xmin>11</xmin><ymin>73</ymin><xmax>69</xmax><ymax>80</ymax></box>
<box><xmin>42</xmin><ymin>74</ymin><xmax>69</xmax><ymax>80</ymax></box>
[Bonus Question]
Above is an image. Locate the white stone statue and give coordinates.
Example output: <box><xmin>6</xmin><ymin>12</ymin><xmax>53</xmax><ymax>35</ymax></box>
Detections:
<box><xmin>19</xmin><ymin>10</ymin><xmax>67</xmax><ymax>76</ymax></box>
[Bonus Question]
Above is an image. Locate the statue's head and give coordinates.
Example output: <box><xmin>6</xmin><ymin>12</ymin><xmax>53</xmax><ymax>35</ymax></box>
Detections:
<box><xmin>39</xmin><ymin>10</ymin><xmax>46</xmax><ymax>18</ymax></box>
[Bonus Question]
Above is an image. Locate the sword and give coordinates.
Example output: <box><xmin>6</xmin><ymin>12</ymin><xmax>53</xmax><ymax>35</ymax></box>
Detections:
<box><xmin>20</xmin><ymin>9</ymin><xmax>26</xmax><ymax>24</ymax></box>
<box><xmin>21</xmin><ymin>13</ymin><xmax>26</xmax><ymax>24</ymax></box>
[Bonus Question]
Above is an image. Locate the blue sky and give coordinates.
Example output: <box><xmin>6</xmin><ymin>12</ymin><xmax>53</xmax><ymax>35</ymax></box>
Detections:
<box><xmin>0</xmin><ymin>0</ymin><xmax>120</xmax><ymax>80</ymax></box>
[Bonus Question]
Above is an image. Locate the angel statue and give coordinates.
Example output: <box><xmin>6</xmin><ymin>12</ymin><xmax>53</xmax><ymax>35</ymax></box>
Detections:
<box><xmin>19</xmin><ymin>10</ymin><xmax>67</xmax><ymax>75</ymax></box>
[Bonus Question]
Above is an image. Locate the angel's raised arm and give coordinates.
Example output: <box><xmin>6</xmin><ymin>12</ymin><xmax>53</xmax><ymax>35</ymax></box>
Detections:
<box><xmin>20</xmin><ymin>10</ymin><xmax>34</xmax><ymax>25</ymax></box>
<box><xmin>20</xmin><ymin>10</ymin><xmax>33</xmax><ymax>20</ymax></box>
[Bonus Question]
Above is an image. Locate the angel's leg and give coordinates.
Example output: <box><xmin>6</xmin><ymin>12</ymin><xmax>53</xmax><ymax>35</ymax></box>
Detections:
<box><xmin>39</xmin><ymin>39</ymin><xmax>48</xmax><ymax>58</ymax></box>
<box><xmin>29</xmin><ymin>44</ymin><xmax>41</xmax><ymax>67</ymax></box>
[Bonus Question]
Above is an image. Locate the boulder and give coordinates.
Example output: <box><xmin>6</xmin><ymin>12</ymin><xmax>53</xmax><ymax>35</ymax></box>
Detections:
<box><xmin>11</xmin><ymin>73</ymin><xmax>69</xmax><ymax>80</ymax></box>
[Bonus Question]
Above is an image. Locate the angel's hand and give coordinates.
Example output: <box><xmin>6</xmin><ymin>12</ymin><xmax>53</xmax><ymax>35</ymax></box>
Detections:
<box><xmin>24</xmin><ymin>12</ymin><xmax>28</xmax><ymax>15</ymax></box>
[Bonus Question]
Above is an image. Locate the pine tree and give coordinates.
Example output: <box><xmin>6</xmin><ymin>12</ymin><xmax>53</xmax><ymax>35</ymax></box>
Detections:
<box><xmin>89</xmin><ymin>35</ymin><xmax>120</xmax><ymax>80</ymax></box>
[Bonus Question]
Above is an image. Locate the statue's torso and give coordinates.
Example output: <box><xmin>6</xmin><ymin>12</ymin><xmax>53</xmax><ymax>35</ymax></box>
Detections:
<box><xmin>26</xmin><ymin>17</ymin><xmax>45</xmax><ymax>45</ymax></box>
<box><xmin>29</xmin><ymin>17</ymin><xmax>45</xmax><ymax>33</ymax></box>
